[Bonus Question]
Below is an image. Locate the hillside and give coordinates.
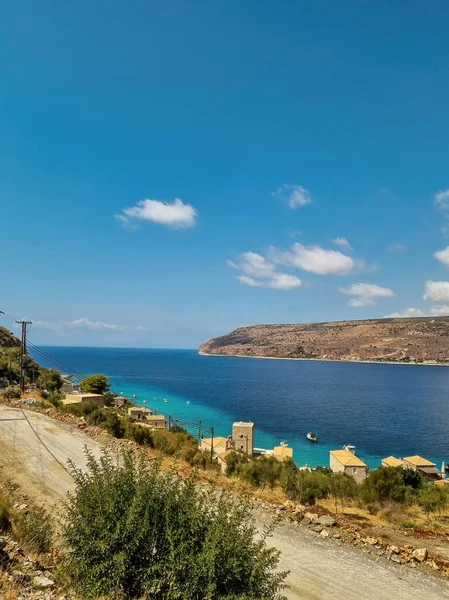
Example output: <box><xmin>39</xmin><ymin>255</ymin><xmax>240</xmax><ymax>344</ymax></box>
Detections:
<box><xmin>199</xmin><ymin>317</ymin><xmax>449</xmax><ymax>364</ymax></box>
<box><xmin>0</xmin><ymin>325</ymin><xmax>20</xmax><ymax>348</ymax></box>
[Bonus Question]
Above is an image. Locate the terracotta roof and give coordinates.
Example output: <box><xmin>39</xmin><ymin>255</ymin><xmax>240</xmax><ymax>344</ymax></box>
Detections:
<box><xmin>382</xmin><ymin>456</ymin><xmax>403</xmax><ymax>468</ymax></box>
<box><xmin>330</xmin><ymin>450</ymin><xmax>366</xmax><ymax>467</ymax></box>
<box><xmin>403</xmin><ymin>455</ymin><xmax>435</xmax><ymax>467</ymax></box>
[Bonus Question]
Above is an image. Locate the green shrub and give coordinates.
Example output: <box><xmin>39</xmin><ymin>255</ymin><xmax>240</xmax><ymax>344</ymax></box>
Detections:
<box><xmin>80</xmin><ymin>374</ymin><xmax>110</xmax><ymax>395</ymax></box>
<box><xmin>2</xmin><ymin>385</ymin><xmax>21</xmax><ymax>399</ymax></box>
<box><xmin>401</xmin><ymin>520</ymin><xmax>416</xmax><ymax>529</ymax></box>
<box><xmin>62</xmin><ymin>450</ymin><xmax>287</xmax><ymax>599</ymax></box>
<box><xmin>418</xmin><ymin>485</ymin><xmax>449</xmax><ymax>518</ymax></box>
<box><xmin>63</xmin><ymin>401</ymin><xmax>98</xmax><ymax>417</ymax></box>
<box><xmin>124</xmin><ymin>420</ymin><xmax>154</xmax><ymax>446</ymax></box>
<box><xmin>17</xmin><ymin>507</ymin><xmax>53</xmax><ymax>554</ymax></box>
<box><xmin>0</xmin><ymin>497</ymin><xmax>11</xmax><ymax>532</ymax></box>
<box><xmin>281</xmin><ymin>466</ymin><xmax>330</xmax><ymax>505</ymax></box>
<box><xmin>361</xmin><ymin>467</ymin><xmax>408</xmax><ymax>506</ymax></box>
<box><xmin>87</xmin><ymin>409</ymin><xmax>125</xmax><ymax>438</ymax></box>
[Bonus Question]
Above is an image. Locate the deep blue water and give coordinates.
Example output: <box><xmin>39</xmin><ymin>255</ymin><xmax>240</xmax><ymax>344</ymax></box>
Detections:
<box><xmin>34</xmin><ymin>347</ymin><xmax>449</xmax><ymax>469</ymax></box>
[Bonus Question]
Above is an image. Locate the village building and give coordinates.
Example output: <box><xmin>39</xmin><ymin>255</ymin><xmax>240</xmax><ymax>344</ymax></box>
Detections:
<box><xmin>200</xmin><ymin>436</ymin><xmax>230</xmax><ymax>455</ymax></box>
<box><xmin>273</xmin><ymin>444</ymin><xmax>293</xmax><ymax>462</ymax></box>
<box><xmin>114</xmin><ymin>396</ymin><xmax>128</xmax><ymax>408</ymax></box>
<box><xmin>232</xmin><ymin>422</ymin><xmax>254</xmax><ymax>455</ymax></box>
<box><xmin>381</xmin><ymin>456</ymin><xmax>403</xmax><ymax>468</ymax></box>
<box><xmin>62</xmin><ymin>393</ymin><xmax>105</xmax><ymax>407</ymax></box>
<box><xmin>127</xmin><ymin>406</ymin><xmax>166</xmax><ymax>429</ymax></box>
<box><xmin>402</xmin><ymin>455</ymin><xmax>441</xmax><ymax>480</ymax></box>
<box><xmin>330</xmin><ymin>450</ymin><xmax>368</xmax><ymax>483</ymax></box>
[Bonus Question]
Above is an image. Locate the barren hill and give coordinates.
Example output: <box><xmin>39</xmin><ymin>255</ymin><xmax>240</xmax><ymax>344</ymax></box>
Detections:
<box><xmin>199</xmin><ymin>317</ymin><xmax>449</xmax><ymax>364</ymax></box>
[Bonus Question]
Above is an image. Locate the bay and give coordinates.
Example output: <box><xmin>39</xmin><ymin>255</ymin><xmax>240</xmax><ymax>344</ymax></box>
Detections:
<box><xmin>35</xmin><ymin>347</ymin><xmax>449</xmax><ymax>469</ymax></box>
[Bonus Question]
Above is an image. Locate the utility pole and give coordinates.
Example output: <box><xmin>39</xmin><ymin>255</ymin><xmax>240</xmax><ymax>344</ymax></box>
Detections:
<box><xmin>15</xmin><ymin>320</ymin><xmax>32</xmax><ymax>393</ymax></box>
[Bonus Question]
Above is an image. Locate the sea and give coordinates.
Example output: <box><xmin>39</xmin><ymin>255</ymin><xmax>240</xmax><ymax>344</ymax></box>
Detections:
<box><xmin>34</xmin><ymin>347</ymin><xmax>449</xmax><ymax>470</ymax></box>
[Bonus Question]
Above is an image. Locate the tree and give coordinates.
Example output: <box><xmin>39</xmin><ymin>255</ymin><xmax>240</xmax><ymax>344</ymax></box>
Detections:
<box><xmin>418</xmin><ymin>485</ymin><xmax>449</xmax><ymax>519</ymax></box>
<box><xmin>62</xmin><ymin>450</ymin><xmax>288</xmax><ymax>599</ymax></box>
<box><xmin>328</xmin><ymin>473</ymin><xmax>358</xmax><ymax>513</ymax></box>
<box><xmin>80</xmin><ymin>373</ymin><xmax>110</xmax><ymax>395</ymax></box>
<box><xmin>361</xmin><ymin>467</ymin><xmax>407</xmax><ymax>506</ymax></box>
<box><xmin>38</xmin><ymin>368</ymin><xmax>62</xmax><ymax>392</ymax></box>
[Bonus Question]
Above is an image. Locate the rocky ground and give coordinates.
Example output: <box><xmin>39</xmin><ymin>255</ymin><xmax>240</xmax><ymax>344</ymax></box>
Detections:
<box><xmin>199</xmin><ymin>316</ymin><xmax>449</xmax><ymax>363</ymax></box>
<box><xmin>0</xmin><ymin>533</ymin><xmax>68</xmax><ymax>600</ymax></box>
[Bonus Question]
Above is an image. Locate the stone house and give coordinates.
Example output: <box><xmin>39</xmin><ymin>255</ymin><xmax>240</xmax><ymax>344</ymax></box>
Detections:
<box><xmin>62</xmin><ymin>393</ymin><xmax>105</xmax><ymax>407</ymax></box>
<box><xmin>232</xmin><ymin>422</ymin><xmax>254</xmax><ymax>455</ymax></box>
<box><xmin>402</xmin><ymin>455</ymin><xmax>441</xmax><ymax>480</ymax></box>
<box><xmin>330</xmin><ymin>450</ymin><xmax>368</xmax><ymax>483</ymax></box>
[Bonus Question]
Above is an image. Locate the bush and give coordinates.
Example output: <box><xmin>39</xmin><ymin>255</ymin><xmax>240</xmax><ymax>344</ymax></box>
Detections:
<box><xmin>124</xmin><ymin>420</ymin><xmax>154</xmax><ymax>446</ymax></box>
<box><xmin>225</xmin><ymin>450</ymin><xmax>250</xmax><ymax>477</ymax></box>
<box><xmin>2</xmin><ymin>385</ymin><xmax>21</xmax><ymax>400</ymax></box>
<box><xmin>62</xmin><ymin>450</ymin><xmax>287</xmax><ymax>599</ymax></box>
<box><xmin>0</xmin><ymin>497</ymin><xmax>11</xmax><ymax>532</ymax></box>
<box><xmin>44</xmin><ymin>391</ymin><xmax>63</xmax><ymax>407</ymax></box>
<box><xmin>87</xmin><ymin>409</ymin><xmax>125</xmax><ymax>438</ymax></box>
<box><xmin>17</xmin><ymin>507</ymin><xmax>53</xmax><ymax>554</ymax></box>
<box><xmin>401</xmin><ymin>520</ymin><xmax>416</xmax><ymax>529</ymax></box>
<box><xmin>328</xmin><ymin>472</ymin><xmax>358</xmax><ymax>513</ymax></box>
<box><xmin>418</xmin><ymin>485</ymin><xmax>449</xmax><ymax>518</ymax></box>
<box><xmin>63</xmin><ymin>401</ymin><xmax>98</xmax><ymax>417</ymax></box>
<box><xmin>361</xmin><ymin>467</ymin><xmax>408</xmax><ymax>506</ymax></box>
<box><xmin>281</xmin><ymin>467</ymin><xmax>330</xmax><ymax>505</ymax></box>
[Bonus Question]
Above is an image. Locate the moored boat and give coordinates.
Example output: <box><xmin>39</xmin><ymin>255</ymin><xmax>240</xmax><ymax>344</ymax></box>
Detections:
<box><xmin>307</xmin><ymin>432</ymin><xmax>318</xmax><ymax>442</ymax></box>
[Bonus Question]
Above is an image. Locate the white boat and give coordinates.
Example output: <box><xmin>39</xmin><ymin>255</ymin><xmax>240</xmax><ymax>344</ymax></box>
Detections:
<box><xmin>307</xmin><ymin>432</ymin><xmax>318</xmax><ymax>442</ymax></box>
<box><xmin>343</xmin><ymin>444</ymin><xmax>356</xmax><ymax>454</ymax></box>
<box><xmin>163</xmin><ymin>398</ymin><xmax>168</xmax><ymax>403</ymax></box>
<box><xmin>186</xmin><ymin>401</ymin><xmax>190</xmax><ymax>405</ymax></box>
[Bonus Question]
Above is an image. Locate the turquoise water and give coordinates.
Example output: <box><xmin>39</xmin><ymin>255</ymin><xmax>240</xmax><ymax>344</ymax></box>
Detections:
<box><xmin>34</xmin><ymin>347</ymin><xmax>449</xmax><ymax>470</ymax></box>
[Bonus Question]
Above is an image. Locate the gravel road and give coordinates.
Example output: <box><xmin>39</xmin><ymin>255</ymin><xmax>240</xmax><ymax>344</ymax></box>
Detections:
<box><xmin>1</xmin><ymin>405</ymin><xmax>448</xmax><ymax>599</ymax></box>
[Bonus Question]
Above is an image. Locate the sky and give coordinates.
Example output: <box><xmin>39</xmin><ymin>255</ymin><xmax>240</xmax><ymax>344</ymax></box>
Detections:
<box><xmin>1</xmin><ymin>0</ymin><xmax>449</xmax><ymax>348</ymax></box>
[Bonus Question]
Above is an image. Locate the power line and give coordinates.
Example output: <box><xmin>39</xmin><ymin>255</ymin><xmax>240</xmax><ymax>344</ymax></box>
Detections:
<box><xmin>27</xmin><ymin>341</ymin><xmax>85</xmax><ymax>381</ymax></box>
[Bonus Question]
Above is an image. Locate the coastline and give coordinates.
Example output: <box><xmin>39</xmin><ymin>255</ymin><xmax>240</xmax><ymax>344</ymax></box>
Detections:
<box><xmin>198</xmin><ymin>351</ymin><xmax>449</xmax><ymax>367</ymax></box>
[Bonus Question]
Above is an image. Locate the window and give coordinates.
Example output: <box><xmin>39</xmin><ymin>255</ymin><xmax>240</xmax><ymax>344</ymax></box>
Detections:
<box><xmin>240</xmin><ymin>434</ymin><xmax>244</xmax><ymax>439</ymax></box>
<box><xmin>352</xmin><ymin>467</ymin><xmax>357</xmax><ymax>474</ymax></box>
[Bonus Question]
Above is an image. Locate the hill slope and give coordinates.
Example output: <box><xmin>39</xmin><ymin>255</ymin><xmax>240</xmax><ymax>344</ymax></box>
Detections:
<box><xmin>0</xmin><ymin>326</ymin><xmax>21</xmax><ymax>348</ymax></box>
<box><xmin>199</xmin><ymin>317</ymin><xmax>449</xmax><ymax>364</ymax></box>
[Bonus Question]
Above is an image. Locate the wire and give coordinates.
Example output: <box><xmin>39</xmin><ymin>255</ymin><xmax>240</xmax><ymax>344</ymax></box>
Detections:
<box><xmin>27</xmin><ymin>341</ymin><xmax>86</xmax><ymax>381</ymax></box>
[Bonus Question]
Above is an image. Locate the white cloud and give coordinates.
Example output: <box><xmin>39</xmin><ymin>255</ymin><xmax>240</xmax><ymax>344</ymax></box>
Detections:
<box><xmin>423</xmin><ymin>281</ymin><xmax>449</xmax><ymax>303</ymax></box>
<box><xmin>273</xmin><ymin>184</ymin><xmax>312</xmax><ymax>209</ymax></box>
<box><xmin>229</xmin><ymin>252</ymin><xmax>302</xmax><ymax>291</ymax></box>
<box><xmin>116</xmin><ymin>198</ymin><xmax>197</xmax><ymax>229</ymax></box>
<box><xmin>332</xmin><ymin>237</ymin><xmax>351</xmax><ymax>250</ymax></box>
<box><xmin>236</xmin><ymin>273</ymin><xmax>302</xmax><ymax>290</ymax></box>
<box><xmin>32</xmin><ymin>318</ymin><xmax>148</xmax><ymax>333</ymax></box>
<box><xmin>340</xmin><ymin>283</ymin><xmax>395</xmax><ymax>307</ymax></box>
<box><xmin>386</xmin><ymin>308</ymin><xmax>427</xmax><ymax>318</ymax></box>
<box><xmin>70</xmin><ymin>318</ymin><xmax>121</xmax><ymax>330</ymax></box>
<box><xmin>269</xmin><ymin>243</ymin><xmax>358</xmax><ymax>276</ymax></box>
<box><xmin>430</xmin><ymin>305</ymin><xmax>449</xmax><ymax>316</ymax></box>
<box><xmin>434</xmin><ymin>246</ymin><xmax>449</xmax><ymax>268</ymax></box>
<box><xmin>435</xmin><ymin>189</ymin><xmax>449</xmax><ymax>210</ymax></box>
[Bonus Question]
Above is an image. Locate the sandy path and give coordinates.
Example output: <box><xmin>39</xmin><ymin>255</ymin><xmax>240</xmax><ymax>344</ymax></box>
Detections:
<box><xmin>1</xmin><ymin>406</ymin><xmax>448</xmax><ymax>599</ymax></box>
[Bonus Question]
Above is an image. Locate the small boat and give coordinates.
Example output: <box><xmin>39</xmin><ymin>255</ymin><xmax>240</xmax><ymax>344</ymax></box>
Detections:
<box><xmin>163</xmin><ymin>398</ymin><xmax>168</xmax><ymax>403</ymax></box>
<box><xmin>186</xmin><ymin>401</ymin><xmax>190</xmax><ymax>405</ymax></box>
<box><xmin>343</xmin><ymin>444</ymin><xmax>356</xmax><ymax>454</ymax></box>
<box><xmin>133</xmin><ymin>394</ymin><xmax>138</xmax><ymax>398</ymax></box>
<box><xmin>307</xmin><ymin>432</ymin><xmax>318</xmax><ymax>442</ymax></box>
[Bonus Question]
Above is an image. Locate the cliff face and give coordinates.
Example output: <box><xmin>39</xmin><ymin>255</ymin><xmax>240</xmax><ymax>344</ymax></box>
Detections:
<box><xmin>199</xmin><ymin>317</ymin><xmax>449</xmax><ymax>364</ymax></box>
<box><xmin>0</xmin><ymin>326</ymin><xmax>21</xmax><ymax>348</ymax></box>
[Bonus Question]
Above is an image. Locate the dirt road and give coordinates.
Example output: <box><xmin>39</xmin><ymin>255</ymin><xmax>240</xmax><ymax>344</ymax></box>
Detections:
<box><xmin>1</xmin><ymin>405</ymin><xmax>448</xmax><ymax>599</ymax></box>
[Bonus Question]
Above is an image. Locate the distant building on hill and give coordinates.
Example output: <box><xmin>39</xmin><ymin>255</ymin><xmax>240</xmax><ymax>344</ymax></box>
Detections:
<box><xmin>62</xmin><ymin>393</ymin><xmax>105</xmax><ymax>406</ymax></box>
<box><xmin>232</xmin><ymin>422</ymin><xmax>254</xmax><ymax>455</ymax></box>
<box><xmin>402</xmin><ymin>455</ymin><xmax>441</xmax><ymax>480</ymax></box>
<box><xmin>330</xmin><ymin>450</ymin><xmax>368</xmax><ymax>483</ymax></box>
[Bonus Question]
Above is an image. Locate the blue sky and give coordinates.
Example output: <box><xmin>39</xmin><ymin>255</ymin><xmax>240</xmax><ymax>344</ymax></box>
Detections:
<box><xmin>1</xmin><ymin>0</ymin><xmax>449</xmax><ymax>348</ymax></box>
